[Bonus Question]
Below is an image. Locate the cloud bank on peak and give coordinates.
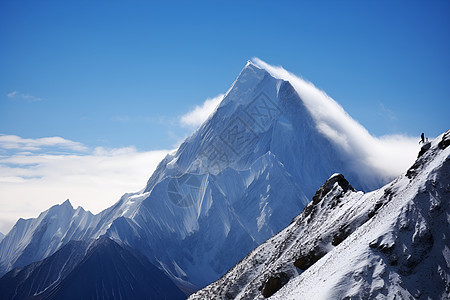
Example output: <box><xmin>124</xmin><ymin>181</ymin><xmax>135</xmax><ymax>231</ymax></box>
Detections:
<box><xmin>252</xmin><ymin>57</ymin><xmax>419</xmax><ymax>182</ymax></box>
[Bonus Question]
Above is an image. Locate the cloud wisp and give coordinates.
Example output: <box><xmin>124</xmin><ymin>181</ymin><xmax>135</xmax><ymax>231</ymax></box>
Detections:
<box><xmin>180</xmin><ymin>94</ymin><xmax>224</xmax><ymax>128</ymax></box>
<box><xmin>252</xmin><ymin>58</ymin><xmax>419</xmax><ymax>185</ymax></box>
<box><xmin>378</xmin><ymin>102</ymin><xmax>397</xmax><ymax>121</ymax></box>
<box><xmin>0</xmin><ymin>135</ymin><xmax>170</xmax><ymax>234</ymax></box>
<box><xmin>7</xmin><ymin>91</ymin><xmax>42</xmax><ymax>102</ymax></box>
<box><xmin>0</xmin><ymin>134</ymin><xmax>88</xmax><ymax>152</ymax></box>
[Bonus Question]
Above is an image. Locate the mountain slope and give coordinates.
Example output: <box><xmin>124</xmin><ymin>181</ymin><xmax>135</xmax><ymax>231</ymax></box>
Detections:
<box><xmin>0</xmin><ymin>240</ymin><xmax>89</xmax><ymax>299</ymax></box>
<box><xmin>0</xmin><ymin>200</ymin><xmax>101</xmax><ymax>275</ymax></box>
<box><xmin>45</xmin><ymin>237</ymin><xmax>185</xmax><ymax>300</ymax></box>
<box><xmin>0</xmin><ymin>237</ymin><xmax>185</xmax><ymax>300</ymax></box>
<box><xmin>190</xmin><ymin>130</ymin><xmax>450</xmax><ymax>299</ymax></box>
<box><xmin>98</xmin><ymin>61</ymin><xmax>392</xmax><ymax>289</ymax></box>
<box><xmin>0</xmin><ymin>61</ymin><xmax>408</xmax><ymax>291</ymax></box>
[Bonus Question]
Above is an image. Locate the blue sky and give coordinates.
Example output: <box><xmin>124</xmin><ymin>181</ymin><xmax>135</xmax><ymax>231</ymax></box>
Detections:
<box><xmin>1</xmin><ymin>0</ymin><xmax>449</xmax><ymax>150</ymax></box>
<box><xmin>0</xmin><ymin>0</ymin><xmax>449</xmax><ymax>233</ymax></box>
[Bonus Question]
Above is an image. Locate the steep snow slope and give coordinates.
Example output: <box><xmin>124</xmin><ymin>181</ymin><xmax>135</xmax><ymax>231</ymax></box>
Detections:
<box><xmin>0</xmin><ymin>61</ymin><xmax>403</xmax><ymax>290</ymax></box>
<box><xmin>0</xmin><ymin>233</ymin><xmax>4</xmax><ymax>243</ymax></box>
<box><xmin>272</xmin><ymin>131</ymin><xmax>450</xmax><ymax>299</ymax></box>
<box><xmin>190</xmin><ymin>130</ymin><xmax>450</xmax><ymax>300</ymax></box>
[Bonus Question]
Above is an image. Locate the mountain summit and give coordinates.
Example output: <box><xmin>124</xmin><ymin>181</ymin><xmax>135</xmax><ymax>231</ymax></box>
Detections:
<box><xmin>0</xmin><ymin>60</ymin><xmax>418</xmax><ymax>296</ymax></box>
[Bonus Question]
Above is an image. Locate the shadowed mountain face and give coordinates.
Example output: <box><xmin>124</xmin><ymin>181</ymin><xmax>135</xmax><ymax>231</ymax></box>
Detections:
<box><xmin>0</xmin><ymin>62</ymin><xmax>396</xmax><ymax>295</ymax></box>
<box><xmin>190</xmin><ymin>131</ymin><xmax>450</xmax><ymax>300</ymax></box>
<box><xmin>0</xmin><ymin>240</ymin><xmax>89</xmax><ymax>300</ymax></box>
<box><xmin>0</xmin><ymin>237</ymin><xmax>185</xmax><ymax>300</ymax></box>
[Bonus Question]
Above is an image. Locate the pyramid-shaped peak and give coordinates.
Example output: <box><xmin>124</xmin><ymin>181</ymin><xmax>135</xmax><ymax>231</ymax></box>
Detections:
<box><xmin>47</xmin><ymin>199</ymin><xmax>74</xmax><ymax>215</ymax></box>
<box><xmin>244</xmin><ymin>59</ymin><xmax>261</xmax><ymax>69</ymax></box>
<box><xmin>61</xmin><ymin>199</ymin><xmax>73</xmax><ymax>208</ymax></box>
<box><xmin>235</xmin><ymin>59</ymin><xmax>268</xmax><ymax>81</ymax></box>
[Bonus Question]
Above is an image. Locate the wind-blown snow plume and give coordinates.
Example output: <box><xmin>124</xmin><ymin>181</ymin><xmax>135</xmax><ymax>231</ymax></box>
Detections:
<box><xmin>252</xmin><ymin>58</ymin><xmax>418</xmax><ymax>181</ymax></box>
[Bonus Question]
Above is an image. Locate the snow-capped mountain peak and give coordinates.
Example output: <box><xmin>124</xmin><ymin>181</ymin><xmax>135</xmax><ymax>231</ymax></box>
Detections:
<box><xmin>0</xmin><ymin>60</ymin><xmax>422</xmax><ymax>295</ymax></box>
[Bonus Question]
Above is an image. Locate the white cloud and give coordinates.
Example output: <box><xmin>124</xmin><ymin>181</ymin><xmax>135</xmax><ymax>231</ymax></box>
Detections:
<box><xmin>252</xmin><ymin>58</ymin><xmax>419</xmax><ymax>185</ymax></box>
<box><xmin>0</xmin><ymin>134</ymin><xmax>88</xmax><ymax>152</ymax></box>
<box><xmin>180</xmin><ymin>94</ymin><xmax>224</xmax><ymax>128</ymax></box>
<box><xmin>0</xmin><ymin>135</ymin><xmax>170</xmax><ymax>234</ymax></box>
<box><xmin>7</xmin><ymin>91</ymin><xmax>42</xmax><ymax>101</ymax></box>
<box><xmin>7</xmin><ymin>91</ymin><xmax>17</xmax><ymax>98</ymax></box>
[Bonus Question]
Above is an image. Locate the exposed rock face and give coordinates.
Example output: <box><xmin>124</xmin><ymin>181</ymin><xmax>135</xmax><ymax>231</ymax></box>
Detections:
<box><xmin>261</xmin><ymin>272</ymin><xmax>288</xmax><ymax>298</ymax></box>
<box><xmin>293</xmin><ymin>247</ymin><xmax>326</xmax><ymax>271</ymax></box>
<box><xmin>438</xmin><ymin>131</ymin><xmax>450</xmax><ymax>149</ymax></box>
<box><xmin>312</xmin><ymin>173</ymin><xmax>355</xmax><ymax>205</ymax></box>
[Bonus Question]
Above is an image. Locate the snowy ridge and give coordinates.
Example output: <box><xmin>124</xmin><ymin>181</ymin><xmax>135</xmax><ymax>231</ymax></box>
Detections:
<box><xmin>0</xmin><ymin>200</ymin><xmax>100</xmax><ymax>274</ymax></box>
<box><xmin>190</xmin><ymin>130</ymin><xmax>450</xmax><ymax>299</ymax></box>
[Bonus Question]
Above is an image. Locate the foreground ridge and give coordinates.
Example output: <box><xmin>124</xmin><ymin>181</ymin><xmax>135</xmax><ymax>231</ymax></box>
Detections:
<box><xmin>190</xmin><ymin>130</ymin><xmax>450</xmax><ymax>300</ymax></box>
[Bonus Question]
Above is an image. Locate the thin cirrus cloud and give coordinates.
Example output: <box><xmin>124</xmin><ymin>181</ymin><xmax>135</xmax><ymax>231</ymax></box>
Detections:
<box><xmin>378</xmin><ymin>102</ymin><xmax>397</xmax><ymax>121</ymax></box>
<box><xmin>0</xmin><ymin>134</ymin><xmax>170</xmax><ymax>234</ymax></box>
<box><xmin>7</xmin><ymin>91</ymin><xmax>42</xmax><ymax>102</ymax></box>
<box><xmin>0</xmin><ymin>134</ymin><xmax>88</xmax><ymax>152</ymax></box>
<box><xmin>252</xmin><ymin>57</ymin><xmax>419</xmax><ymax>185</ymax></box>
<box><xmin>180</xmin><ymin>94</ymin><xmax>224</xmax><ymax>128</ymax></box>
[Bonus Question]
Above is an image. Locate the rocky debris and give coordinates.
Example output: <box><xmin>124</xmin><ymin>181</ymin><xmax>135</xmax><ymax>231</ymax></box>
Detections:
<box><xmin>312</xmin><ymin>174</ymin><xmax>355</xmax><ymax>205</ymax></box>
